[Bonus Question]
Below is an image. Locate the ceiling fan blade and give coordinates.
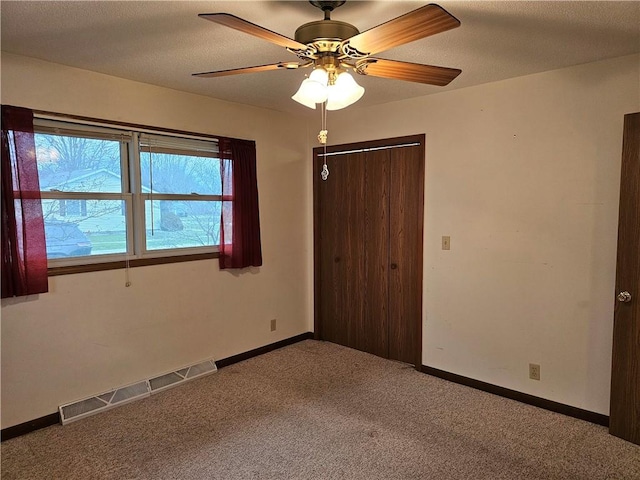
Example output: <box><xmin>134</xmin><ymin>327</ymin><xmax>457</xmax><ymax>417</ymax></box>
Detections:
<box><xmin>193</xmin><ymin>62</ymin><xmax>310</xmax><ymax>78</ymax></box>
<box><xmin>343</xmin><ymin>4</ymin><xmax>460</xmax><ymax>57</ymax></box>
<box><xmin>355</xmin><ymin>58</ymin><xmax>461</xmax><ymax>86</ymax></box>
<box><xmin>199</xmin><ymin>13</ymin><xmax>308</xmax><ymax>51</ymax></box>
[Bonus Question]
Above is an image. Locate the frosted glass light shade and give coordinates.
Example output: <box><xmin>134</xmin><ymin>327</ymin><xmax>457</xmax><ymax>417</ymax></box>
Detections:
<box><xmin>291</xmin><ymin>87</ymin><xmax>317</xmax><ymax>109</ymax></box>
<box><xmin>326</xmin><ymin>71</ymin><xmax>365</xmax><ymax>111</ymax></box>
<box><xmin>292</xmin><ymin>79</ymin><xmax>326</xmax><ymax>108</ymax></box>
<box><xmin>292</xmin><ymin>67</ymin><xmax>330</xmax><ymax>109</ymax></box>
<box><xmin>309</xmin><ymin>67</ymin><xmax>329</xmax><ymax>85</ymax></box>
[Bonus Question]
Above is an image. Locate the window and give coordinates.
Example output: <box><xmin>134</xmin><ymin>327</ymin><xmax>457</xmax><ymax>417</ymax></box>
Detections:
<box><xmin>34</xmin><ymin>118</ymin><xmax>223</xmax><ymax>269</ymax></box>
<box><xmin>138</xmin><ymin>134</ymin><xmax>222</xmax><ymax>251</ymax></box>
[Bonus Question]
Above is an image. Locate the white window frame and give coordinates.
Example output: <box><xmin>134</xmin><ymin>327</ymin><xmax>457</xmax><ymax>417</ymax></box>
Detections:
<box><xmin>136</xmin><ymin>132</ymin><xmax>223</xmax><ymax>259</ymax></box>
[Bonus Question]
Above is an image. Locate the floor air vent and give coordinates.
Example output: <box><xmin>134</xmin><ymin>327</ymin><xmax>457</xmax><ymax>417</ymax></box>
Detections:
<box><xmin>59</xmin><ymin>358</ymin><xmax>217</xmax><ymax>425</ymax></box>
<box><xmin>59</xmin><ymin>380</ymin><xmax>150</xmax><ymax>425</ymax></box>
<box><xmin>148</xmin><ymin>359</ymin><xmax>217</xmax><ymax>394</ymax></box>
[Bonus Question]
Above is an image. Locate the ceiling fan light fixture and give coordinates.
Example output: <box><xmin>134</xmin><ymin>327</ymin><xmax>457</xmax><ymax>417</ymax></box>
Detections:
<box><xmin>293</xmin><ymin>67</ymin><xmax>364</xmax><ymax>110</ymax></box>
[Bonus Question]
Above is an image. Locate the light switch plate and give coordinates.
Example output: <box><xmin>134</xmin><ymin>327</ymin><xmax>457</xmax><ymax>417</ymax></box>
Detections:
<box><xmin>442</xmin><ymin>236</ymin><xmax>451</xmax><ymax>250</ymax></box>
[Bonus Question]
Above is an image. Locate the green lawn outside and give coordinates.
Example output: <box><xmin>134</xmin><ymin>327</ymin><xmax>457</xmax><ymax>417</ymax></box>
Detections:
<box><xmin>87</xmin><ymin>225</ymin><xmax>219</xmax><ymax>254</ymax></box>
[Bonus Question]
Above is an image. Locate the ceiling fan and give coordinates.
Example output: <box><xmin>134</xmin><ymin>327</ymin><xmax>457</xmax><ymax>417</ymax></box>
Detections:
<box><xmin>193</xmin><ymin>1</ymin><xmax>462</xmax><ymax>110</ymax></box>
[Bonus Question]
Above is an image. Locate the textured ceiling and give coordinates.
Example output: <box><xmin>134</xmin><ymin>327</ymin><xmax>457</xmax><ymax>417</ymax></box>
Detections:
<box><xmin>1</xmin><ymin>1</ymin><xmax>639</xmax><ymax>115</ymax></box>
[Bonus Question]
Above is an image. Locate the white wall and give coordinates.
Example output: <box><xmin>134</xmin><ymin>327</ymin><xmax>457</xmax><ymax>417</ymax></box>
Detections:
<box><xmin>2</xmin><ymin>52</ymin><xmax>638</xmax><ymax>429</ymax></box>
<box><xmin>321</xmin><ymin>54</ymin><xmax>640</xmax><ymax>415</ymax></box>
<box><xmin>0</xmin><ymin>53</ymin><xmax>313</xmax><ymax>428</ymax></box>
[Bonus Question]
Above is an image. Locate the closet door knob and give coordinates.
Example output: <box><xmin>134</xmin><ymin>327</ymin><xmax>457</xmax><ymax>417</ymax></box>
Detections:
<box><xmin>617</xmin><ymin>291</ymin><xmax>632</xmax><ymax>303</ymax></box>
<box><xmin>390</xmin><ymin>263</ymin><xmax>398</xmax><ymax>270</ymax></box>
<box><xmin>334</xmin><ymin>256</ymin><xmax>341</xmax><ymax>263</ymax></box>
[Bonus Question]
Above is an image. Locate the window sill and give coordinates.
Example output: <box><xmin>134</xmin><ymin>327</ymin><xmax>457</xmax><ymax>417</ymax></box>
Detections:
<box><xmin>48</xmin><ymin>252</ymin><xmax>219</xmax><ymax>276</ymax></box>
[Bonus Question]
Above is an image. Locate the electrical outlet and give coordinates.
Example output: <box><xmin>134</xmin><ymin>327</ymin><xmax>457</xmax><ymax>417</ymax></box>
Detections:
<box><xmin>529</xmin><ymin>363</ymin><xmax>541</xmax><ymax>381</ymax></box>
<box><xmin>270</xmin><ymin>319</ymin><xmax>277</xmax><ymax>332</ymax></box>
<box><xmin>442</xmin><ymin>236</ymin><xmax>451</xmax><ymax>250</ymax></box>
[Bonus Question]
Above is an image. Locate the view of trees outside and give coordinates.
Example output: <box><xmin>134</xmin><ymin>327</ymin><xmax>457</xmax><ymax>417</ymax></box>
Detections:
<box><xmin>35</xmin><ymin>133</ymin><xmax>223</xmax><ymax>259</ymax></box>
<box><xmin>139</xmin><ymin>150</ymin><xmax>221</xmax><ymax>195</ymax></box>
<box><xmin>140</xmin><ymin>150</ymin><xmax>222</xmax><ymax>249</ymax></box>
<box><xmin>36</xmin><ymin>134</ymin><xmax>122</xmax><ymax>191</ymax></box>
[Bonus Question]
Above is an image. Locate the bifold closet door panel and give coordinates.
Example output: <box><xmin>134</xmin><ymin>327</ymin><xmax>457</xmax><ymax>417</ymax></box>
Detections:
<box><xmin>363</xmin><ymin>149</ymin><xmax>391</xmax><ymax>358</ymax></box>
<box><xmin>316</xmin><ymin>152</ymin><xmax>367</xmax><ymax>351</ymax></box>
<box><xmin>389</xmin><ymin>144</ymin><xmax>424</xmax><ymax>366</ymax></box>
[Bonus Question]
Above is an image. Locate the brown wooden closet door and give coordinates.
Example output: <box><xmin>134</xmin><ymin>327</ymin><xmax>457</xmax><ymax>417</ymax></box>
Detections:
<box><xmin>610</xmin><ymin>112</ymin><xmax>640</xmax><ymax>445</ymax></box>
<box><xmin>316</xmin><ymin>152</ymin><xmax>365</xmax><ymax>349</ymax></box>
<box><xmin>389</xmin><ymin>144</ymin><xmax>424</xmax><ymax>366</ymax></box>
<box><xmin>315</xmin><ymin>151</ymin><xmax>388</xmax><ymax>357</ymax></box>
<box><xmin>363</xmin><ymin>149</ymin><xmax>391</xmax><ymax>358</ymax></box>
<box><xmin>314</xmin><ymin>135</ymin><xmax>424</xmax><ymax>367</ymax></box>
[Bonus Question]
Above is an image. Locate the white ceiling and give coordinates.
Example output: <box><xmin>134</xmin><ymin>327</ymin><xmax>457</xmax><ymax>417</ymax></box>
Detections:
<box><xmin>1</xmin><ymin>1</ymin><xmax>639</xmax><ymax>115</ymax></box>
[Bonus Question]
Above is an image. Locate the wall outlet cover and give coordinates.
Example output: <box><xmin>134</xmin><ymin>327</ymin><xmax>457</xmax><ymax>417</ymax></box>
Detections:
<box><xmin>529</xmin><ymin>363</ymin><xmax>541</xmax><ymax>381</ymax></box>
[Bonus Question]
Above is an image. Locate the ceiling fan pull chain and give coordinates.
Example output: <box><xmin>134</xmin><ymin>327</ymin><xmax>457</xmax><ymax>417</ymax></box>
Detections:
<box><xmin>319</xmin><ymin>102</ymin><xmax>329</xmax><ymax>181</ymax></box>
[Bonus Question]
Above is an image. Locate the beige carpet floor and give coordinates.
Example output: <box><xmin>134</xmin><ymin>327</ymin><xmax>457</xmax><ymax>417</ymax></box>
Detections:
<box><xmin>2</xmin><ymin>340</ymin><xmax>639</xmax><ymax>479</ymax></box>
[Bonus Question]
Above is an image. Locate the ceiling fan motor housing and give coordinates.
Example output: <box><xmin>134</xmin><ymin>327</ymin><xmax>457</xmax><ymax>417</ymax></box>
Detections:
<box><xmin>295</xmin><ymin>20</ymin><xmax>359</xmax><ymax>46</ymax></box>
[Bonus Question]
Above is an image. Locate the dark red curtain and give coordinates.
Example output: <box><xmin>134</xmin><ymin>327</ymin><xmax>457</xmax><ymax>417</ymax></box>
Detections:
<box><xmin>219</xmin><ymin>138</ymin><xmax>262</xmax><ymax>269</ymax></box>
<box><xmin>1</xmin><ymin>105</ymin><xmax>48</xmax><ymax>297</ymax></box>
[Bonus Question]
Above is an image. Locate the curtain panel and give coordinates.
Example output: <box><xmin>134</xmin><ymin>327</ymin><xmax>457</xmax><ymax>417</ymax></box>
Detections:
<box><xmin>1</xmin><ymin>105</ymin><xmax>48</xmax><ymax>298</ymax></box>
<box><xmin>219</xmin><ymin>138</ymin><xmax>263</xmax><ymax>269</ymax></box>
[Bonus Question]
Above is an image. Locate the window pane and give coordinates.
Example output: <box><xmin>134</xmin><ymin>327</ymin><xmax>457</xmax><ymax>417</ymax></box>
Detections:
<box><xmin>43</xmin><ymin>199</ymin><xmax>127</xmax><ymax>258</ymax></box>
<box><xmin>145</xmin><ymin>200</ymin><xmax>221</xmax><ymax>250</ymax></box>
<box><xmin>35</xmin><ymin>133</ymin><xmax>122</xmax><ymax>193</ymax></box>
<box><xmin>141</xmin><ymin>152</ymin><xmax>221</xmax><ymax>195</ymax></box>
